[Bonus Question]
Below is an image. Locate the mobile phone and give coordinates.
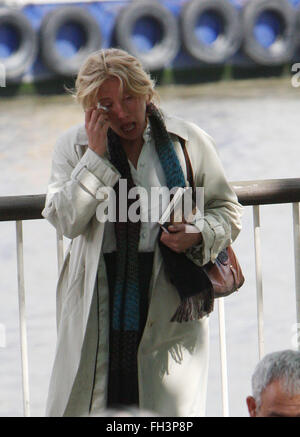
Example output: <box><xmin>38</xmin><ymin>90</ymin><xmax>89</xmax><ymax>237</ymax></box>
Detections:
<box><xmin>158</xmin><ymin>187</ymin><xmax>187</xmax><ymax>228</ymax></box>
<box><xmin>97</xmin><ymin>103</ymin><xmax>109</xmax><ymax>112</ymax></box>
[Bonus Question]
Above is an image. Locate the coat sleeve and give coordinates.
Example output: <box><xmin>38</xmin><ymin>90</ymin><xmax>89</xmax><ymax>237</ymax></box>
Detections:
<box><xmin>42</xmin><ymin>127</ymin><xmax>120</xmax><ymax>239</ymax></box>
<box><xmin>184</xmin><ymin>122</ymin><xmax>243</xmax><ymax>265</ymax></box>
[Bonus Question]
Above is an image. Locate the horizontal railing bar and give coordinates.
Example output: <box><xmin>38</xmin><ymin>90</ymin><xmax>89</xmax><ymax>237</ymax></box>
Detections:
<box><xmin>231</xmin><ymin>178</ymin><xmax>300</xmax><ymax>206</ymax></box>
<box><xmin>1</xmin><ymin>178</ymin><xmax>300</xmax><ymax>221</ymax></box>
<box><xmin>0</xmin><ymin>194</ymin><xmax>45</xmax><ymax>222</ymax></box>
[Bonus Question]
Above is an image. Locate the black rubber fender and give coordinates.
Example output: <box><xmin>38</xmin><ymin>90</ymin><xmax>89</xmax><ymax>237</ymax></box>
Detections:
<box><xmin>0</xmin><ymin>8</ymin><xmax>38</xmax><ymax>80</ymax></box>
<box><xmin>296</xmin><ymin>5</ymin><xmax>300</xmax><ymax>47</ymax></box>
<box><xmin>39</xmin><ymin>6</ymin><xmax>102</xmax><ymax>76</ymax></box>
<box><xmin>115</xmin><ymin>1</ymin><xmax>180</xmax><ymax>71</ymax></box>
<box><xmin>242</xmin><ymin>0</ymin><xmax>296</xmax><ymax>65</ymax></box>
<box><xmin>180</xmin><ymin>0</ymin><xmax>243</xmax><ymax>64</ymax></box>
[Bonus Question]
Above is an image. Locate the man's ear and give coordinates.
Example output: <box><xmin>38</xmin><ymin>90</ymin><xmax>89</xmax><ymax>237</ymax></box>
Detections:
<box><xmin>246</xmin><ymin>396</ymin><xmax>258</xmax><ymax>417</ymax></box>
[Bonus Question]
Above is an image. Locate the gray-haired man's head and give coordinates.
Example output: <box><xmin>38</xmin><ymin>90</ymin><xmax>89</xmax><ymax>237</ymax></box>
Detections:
<box><xmin>247</xmin><ymin>350</ymin><xmax>300</xmax><ymax>417</ymax></box>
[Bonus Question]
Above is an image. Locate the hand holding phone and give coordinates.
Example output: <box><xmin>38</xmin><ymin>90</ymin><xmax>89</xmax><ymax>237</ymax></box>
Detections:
<box><xmin>85</xmin><ymin>103</ymin><xmax>110</xmax><ymax>157</ymax></box>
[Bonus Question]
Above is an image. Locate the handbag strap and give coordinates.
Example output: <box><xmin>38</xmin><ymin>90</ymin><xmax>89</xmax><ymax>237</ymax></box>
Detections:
<box><xmin>178</xmin><ymin>137</ymin><xmax>196</xmax><ymax>195</ymax></box>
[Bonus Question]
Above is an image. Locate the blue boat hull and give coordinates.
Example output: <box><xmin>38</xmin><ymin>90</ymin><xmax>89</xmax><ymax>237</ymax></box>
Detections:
<box><xmin>1</xmin><ymin>0</ymin><xmax>300</xmax><ymax>83</ymax></box>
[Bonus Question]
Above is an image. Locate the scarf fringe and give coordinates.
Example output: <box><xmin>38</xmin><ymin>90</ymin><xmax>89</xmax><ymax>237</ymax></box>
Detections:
<box><xmin>170</xmin><ymin>293</ymin><xmax>214</xmax><ymax>323</ymax></box>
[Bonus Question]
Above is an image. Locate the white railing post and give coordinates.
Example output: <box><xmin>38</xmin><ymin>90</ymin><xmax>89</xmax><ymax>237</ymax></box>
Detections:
<box><xmin>15</xmin><ymin>220</ymin><xmax>30</xmax><ymax>417</ymax></box>
<box><xmin>292</xmin><ymin>203</ymin><xmax>300</xmax><ymax>351</ymax></box>
<box><xmin>217</xmin><ymin>298</ymin><xmax>229</xmax><ymax>417</ymax></box>
<box><xmin>253</xmin><ymin>205</ymin><xmax>264</xmax><ymax>359</ymax></box>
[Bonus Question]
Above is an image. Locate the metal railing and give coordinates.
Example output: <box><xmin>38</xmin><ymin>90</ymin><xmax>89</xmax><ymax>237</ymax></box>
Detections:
<box><xmin>1</xmin><ymin>178</ymin><xmax>300</xmax><ymax>417</ymax></box>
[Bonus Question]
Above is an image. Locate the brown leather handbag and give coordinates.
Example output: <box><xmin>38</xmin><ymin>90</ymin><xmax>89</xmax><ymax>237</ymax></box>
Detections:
<box><xmin>180</xmin><ymin>138</ymin><xmax>245</xmax><ymax>299</ymax></box>
<box><xmin>203</xmin><ymin>246</ymin><xmax>245</xmax><ymax>298</ymax></box>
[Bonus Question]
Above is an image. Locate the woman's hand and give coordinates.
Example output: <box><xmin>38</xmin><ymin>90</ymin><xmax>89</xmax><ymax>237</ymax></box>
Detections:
<box><xmin>160</xmin><ymin>224</ymin><xmax>202</xmax><ymax>253</ymax></box>
<box><xmin>85</xmin><ymin>106</ymin><xmax>110</xmax><ymax>157</ymax></box>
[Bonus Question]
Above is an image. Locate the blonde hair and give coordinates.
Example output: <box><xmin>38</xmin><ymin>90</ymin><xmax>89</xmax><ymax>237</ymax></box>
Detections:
<box><xmin>73</xmin><ymin>48</ymin><xmax>159</xmax><ymax>110</ymax></box>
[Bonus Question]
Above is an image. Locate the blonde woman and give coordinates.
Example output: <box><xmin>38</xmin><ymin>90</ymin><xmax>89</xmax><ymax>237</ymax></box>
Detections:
<box><xmin>42</xmin><ymin>48</ymin><xmax>242</xmax><ymax>417</ymax></box>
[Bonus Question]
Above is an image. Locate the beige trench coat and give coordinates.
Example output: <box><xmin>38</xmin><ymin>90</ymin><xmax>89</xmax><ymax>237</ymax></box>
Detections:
<box><xmin>42</xmin><ymin>114</ymin><xmax>242</xmax><ymax>417</ymax></box>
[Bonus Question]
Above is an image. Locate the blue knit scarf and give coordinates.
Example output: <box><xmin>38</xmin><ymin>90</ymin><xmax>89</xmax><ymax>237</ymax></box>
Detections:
<box><xmin>105</xmin><ymin>103</ymin><xmax>190</xmax><ymax>406</ymax></box>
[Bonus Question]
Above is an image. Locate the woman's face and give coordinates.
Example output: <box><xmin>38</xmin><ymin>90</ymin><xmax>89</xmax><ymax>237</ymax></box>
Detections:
<box><xmin>97</xmin><ymin>76</ymin><xmax>149</xmax><ymax>144</ymax></box>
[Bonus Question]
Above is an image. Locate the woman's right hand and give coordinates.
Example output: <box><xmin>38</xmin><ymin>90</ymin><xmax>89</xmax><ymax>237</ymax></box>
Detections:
<box><xmin>85</xmin><ymin>106</ymin><xmax>110</xmax><ymax>157</ymax></box>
